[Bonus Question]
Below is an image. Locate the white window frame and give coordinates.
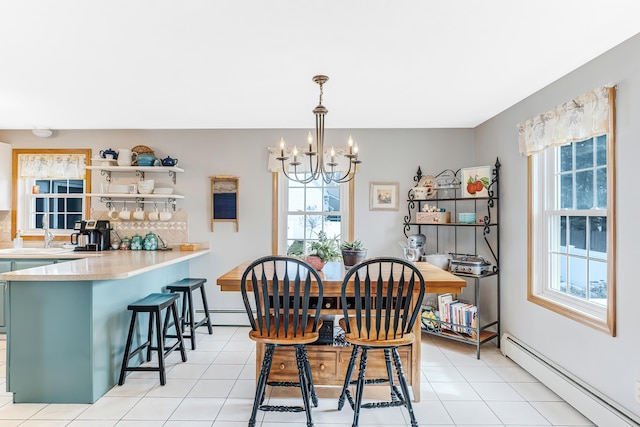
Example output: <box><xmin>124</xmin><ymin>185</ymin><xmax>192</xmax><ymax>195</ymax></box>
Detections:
<box><xmin>12</xmin><ymin>149</ymin><xmax>91</xmax><ymax>242</ymax></box>
<box><xmin>528</xmin><ymin>135</ymin><xmax>616</xmax><ymax>336</ymax></box>
<box><xmin>274</xmin><ymin>173</ymin><xmax>353</xmax><ymax>256</ymax></box>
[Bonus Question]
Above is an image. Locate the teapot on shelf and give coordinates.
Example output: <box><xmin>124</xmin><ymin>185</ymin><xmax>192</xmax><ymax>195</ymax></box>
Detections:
<box><xmin>136</xmin><ymin>153</ymin><xmax>157</xmax><ymax>167</ymax></box>
<box><xmin>161</xmin><ymin>156</ymin><xmax>178</xmax><ymax>167</ymax></box>
<box><xmin>99</xmin><ymin>148</ymin><xmax>118</xmax><ymax>160</ymax></box>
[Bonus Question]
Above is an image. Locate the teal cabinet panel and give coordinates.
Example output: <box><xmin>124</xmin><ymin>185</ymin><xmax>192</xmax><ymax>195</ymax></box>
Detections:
<box><xmin>0</xmin><ymin>282</ymin><xmax>5</xmax><ymax>330</ymax></box>
<box><xmin>0</xmin><ymin>261</ymin><xmax>11</xmax><ymax>273</ymax></box>
<box><xmin>11</xmin><ymin>260</ymin><xmax>55</xmax><ymax>270</ymax></box>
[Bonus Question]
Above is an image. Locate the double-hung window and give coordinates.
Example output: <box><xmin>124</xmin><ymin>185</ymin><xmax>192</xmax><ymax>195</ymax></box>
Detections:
<box><xmin>277</xmin><ymin>173</ymin><xmax>352</xmax><ymax>256</ymax></box>
<box><xmin>523</xmin><ymin>86</ymin><xmax>616</xmax><ymax>336</ymax></box>
<box><xmin>12</xmin><ymin>149</ymin><xmax>91</xmax><ymax>241</ymax></box>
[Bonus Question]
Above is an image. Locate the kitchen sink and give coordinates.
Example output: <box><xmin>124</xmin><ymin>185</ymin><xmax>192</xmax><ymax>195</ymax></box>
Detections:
<box><xmin>0</xmin><ymin>247</ymin><xmax>77</xmax><ymax>255</ymax></box>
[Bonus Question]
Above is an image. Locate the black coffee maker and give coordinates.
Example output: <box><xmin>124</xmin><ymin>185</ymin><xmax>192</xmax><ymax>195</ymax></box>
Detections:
<box><xmin>72</xmin><ymin>220</ymin><xmax>111</xmax><ymax>251</ymax></box>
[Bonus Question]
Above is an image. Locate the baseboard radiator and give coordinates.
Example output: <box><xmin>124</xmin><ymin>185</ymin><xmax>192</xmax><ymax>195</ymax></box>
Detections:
<box><xmin>501</xmin><ymin>333</ymin><xmax>640</xmax><ymax>427</ymax></box>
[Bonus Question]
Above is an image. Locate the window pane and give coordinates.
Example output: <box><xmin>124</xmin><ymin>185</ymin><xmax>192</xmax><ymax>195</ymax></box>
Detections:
<box><xmin>323</xmin><ymin>216</ymin><xmax>341</xmax><ymax>240</ymax></box>
<box><xmin>588</xmin><ymin>259</ymin><xmax>607</xmax><ymax>305</ymax></box>
<box><xmin>549</xmin><ymin>253</ymin><xmax>566</xmax><ymax>292</ymax></box>
<box><xmin>575</xmin><ymin>170</ymin><xmax>593</xmax><ymax>209</ymax></box>
<box><xmin>589</xmin><ymin>216</ymin><xmax>607</xmax><ymax>258</ymax></box>
<box><xmin>559</xmin><ymin>216</ymin><xmax>567</xmax><ymax>252</ymax></box>
<box><xmin>324</xmin><ymin>187</ymin><xmax>340</xmax><ymax>212</ymax></box>
<box><xmin>306</xmin><ymin>188</ymin><xmax>323</xmax><ymax>212</ymax></box>
<box><xmin>67</xmin><ymin>198</ymin><xmax>82</xmax><ymax>212</ymax></box>
<box><xmin>560</xmin><ymin>174</ymin><xmax>573</xmax><ymax>209</ymax></box>
<box><xmin>306</xmin><ymin>215</ymin><xmax>323</xmax><ymax>238</ymax></box>
<box><xmin>575</xmin><ymin>138</ymin><xmax>593</xmax><ymax>169</ymax></box>
<box><xmin>287</xmin><ymin>239</ymin><xmax>305</xmax><ymax>256</ymax></box>
<box><xmin>595</xmin><ymin>135</ymin><xmax>606</xmax><ymax>166</ymax></box>
<box><xmin>289</xmin><ymin>188</ymin><xmax>305</xmax><ymax>211</ymax></box>
<box><xmin>287</xmin><ymin>215</ymin><xmax>305</xmax><ymax>239</ymax></box>
<box><xmin>568</xmin><ymin>257</ymin><xmax>587</xmax><ymax>298</ymax></box>
<box><xmin>568</xmin><ymin>216</ymin><xmax>586</xmax><ymax>254</ymax></box>
<box><xmin>596</xmin><ymin>167</ymin><xmax>607</xmax><ymax>209</ymax></box>
<box><xmin>560</xmin><ymin>145</ymin><xmax>573</xmax><ymax>172</ymax></box>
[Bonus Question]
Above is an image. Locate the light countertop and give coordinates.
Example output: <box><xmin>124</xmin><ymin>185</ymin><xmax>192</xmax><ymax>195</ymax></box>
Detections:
<box><xmin>0</xmin><ymin>248</ymin><xmax>210</xmax><ymax>281</ymax></box>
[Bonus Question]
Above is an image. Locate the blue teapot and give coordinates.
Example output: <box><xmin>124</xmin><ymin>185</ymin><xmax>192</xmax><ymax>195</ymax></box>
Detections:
<box><xmin>99</xmin><ymin>148</ymin><xmax>118</xmax><ymax>160</ymax></box>
<box><xmin>161</xmin><ymin>156</ymin><xmax>178</xmax><ymax>167</ymax></box>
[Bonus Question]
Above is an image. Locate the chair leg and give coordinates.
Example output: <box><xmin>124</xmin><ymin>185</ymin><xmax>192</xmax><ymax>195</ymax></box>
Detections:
<box><xmin>118</xmin><ymin>311</ymin><xmax>138</xmax><ymax>385</ymax></box>
<box><xmin>300</xmin><ymin>345</ymin><xmax>318</xmax><ymax>407</ymax></box>
<box><xmin>295</xmin><ymin>345</ymin><xmax>314</xmax><ymax>427</ymax></box>
<box><xmin>146</xmin><ymin>312</ymin><xmax>154</xmax><ymax>362</ymax></box>
<box><xmin>352</xmin><ymin>347</ymin><xmax>368</xmax><ymax>427</ymax></box>
<box><xmin>392</xmin><ymin>347</ymin><xmax>418</xmax><ymax>427</ymax></box>
<box><xmin>199</xmin><ymin>285</ymin><xmax>214</xmax><ymax>334</ymax></box>
<box><xmin>384</xmin><ymin>348</ymin><xmax>401</xmax><ymax>402</ymax></box>
<box><xmin>250</xmin><ymin>344</ymin><xmax>275</xmax><ymax>427</ymax></box>
<box><xmin>338</xmin><ymin>345</ymin><xmax>360</xmax><ymax>411</ymax></box>
<box><xmin>186</xmin><ymin>289</ymin><xmax>197</xmax><ymax>349</ymax></box>
<box><xmin>170</xmin><ymin>300</ymin><xmax>188</xmax><ymax>362</ymax></box>
<box><xmin>154</xmin><ymin>310</ymin><xmax>167</xmax><ymax>385</ymax></box>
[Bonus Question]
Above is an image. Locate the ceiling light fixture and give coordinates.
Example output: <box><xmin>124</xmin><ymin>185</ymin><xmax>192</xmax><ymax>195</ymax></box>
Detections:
<box><xmin>32</xmin><ymin>128</ymin><xmax>53</xmax><ymax>138</ymax></box>
<box><xmin>277</xmin><ymin>75</ymin><xmax>361</xmax><ymax>184</ymax></box>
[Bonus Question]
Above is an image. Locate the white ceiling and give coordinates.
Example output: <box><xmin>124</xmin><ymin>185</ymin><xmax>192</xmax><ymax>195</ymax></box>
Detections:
<box><xmin>1</xmin><ymin>0</ymin><xmax>639</xmax><ymax>130</ymax></box>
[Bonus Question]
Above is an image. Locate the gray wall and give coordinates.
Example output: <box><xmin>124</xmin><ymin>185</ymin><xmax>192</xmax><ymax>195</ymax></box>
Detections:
<box><xmin>0</xmin><ymin>127</ymin><xmax>475</xmax><ymax>322</ymax></box>
<box><xmin>475</xmin><ymin>33</ymin><xmax>640</xmax><ymax>416</ymax></box>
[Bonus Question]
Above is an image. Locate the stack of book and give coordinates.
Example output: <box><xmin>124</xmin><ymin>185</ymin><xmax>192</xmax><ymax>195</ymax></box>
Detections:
<box><xmin>437</xmin><ymin>293</ymin><xmax>478</xmax><ymax>338</ymax></box>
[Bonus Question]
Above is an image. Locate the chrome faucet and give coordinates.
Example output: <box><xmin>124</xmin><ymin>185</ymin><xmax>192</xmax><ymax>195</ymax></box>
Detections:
<box><xmin>43</xmin><ymin>215</ymin><xmax>55</xmax><ymax>248</ymax></box>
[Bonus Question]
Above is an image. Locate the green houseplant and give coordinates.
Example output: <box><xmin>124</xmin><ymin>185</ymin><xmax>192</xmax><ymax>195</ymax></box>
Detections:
<box><xmin>306</xmin><ymin>231</ymin><xmax>341</xmax><ymax>270</ymax></box>
<box><xmin>340</xmin><ymin>239</ymin><xmax>368</xmax><ymax>269</ymax></box>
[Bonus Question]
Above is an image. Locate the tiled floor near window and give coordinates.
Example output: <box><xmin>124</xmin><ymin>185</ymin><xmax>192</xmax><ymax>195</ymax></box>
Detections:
<box><xmin>0</xmin><ymin>326</ymin><xmax>594</xmax><ymax>426</ymax></box>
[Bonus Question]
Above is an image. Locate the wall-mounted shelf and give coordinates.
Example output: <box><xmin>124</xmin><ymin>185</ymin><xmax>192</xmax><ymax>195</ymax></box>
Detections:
<box><xmin>86</xmin><ymin>165</ymin><xmax>184</xmax><ymax>184</ymax></box>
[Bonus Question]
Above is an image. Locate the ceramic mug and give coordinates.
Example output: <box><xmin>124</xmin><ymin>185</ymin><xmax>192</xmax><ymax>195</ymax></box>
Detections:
<box><xmin>148</xmin><ymin>207</ymin><xmax>160</xmax><ymax>221</ymax></box>
<box><xmin>108</xmin><ymin>206</ymin><xmax>119</xmax><ymax>221</ymax></box>
<box><xmin>119</xmin><ymin>205</ymin><xmax>131</xmax><ymax>221</ymax></box>
<box><xmin>410</xmin><ymin>186</ymin><xmax>430</xmax><ymax>200</ymax></box>
<box><xmin>159</xmin><ymin>207</ymin><xmax>172</xmax><ymax>221</ymax></box>
<box><xmin>133</xmin><ymin>207</ymin><xmax>145</xmax><ymax>221</ymax></box>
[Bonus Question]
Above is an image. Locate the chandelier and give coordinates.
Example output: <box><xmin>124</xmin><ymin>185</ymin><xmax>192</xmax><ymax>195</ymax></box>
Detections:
<box><xmin>277</xmin><ymin>75</ymin><xmax>361</xmax><ymax>184</ymax></box>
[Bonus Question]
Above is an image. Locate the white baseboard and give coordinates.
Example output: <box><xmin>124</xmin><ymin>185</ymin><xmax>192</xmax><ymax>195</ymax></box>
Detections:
<box><xmin>501</xmin><ymin>333</ymin><xmax>639</xmax><ymax>427</ymax></box>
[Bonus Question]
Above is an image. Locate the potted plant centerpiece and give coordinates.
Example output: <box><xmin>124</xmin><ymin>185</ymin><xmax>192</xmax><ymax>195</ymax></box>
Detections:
<box><xmin>340</xmin><ymin>239</ymin><xmax>368</xmax><ymax>269</ymax></box>
<box><xmin>306</xmin><ymin>231</ymin><xmax>341</xmax><ymax>271</ymax></box>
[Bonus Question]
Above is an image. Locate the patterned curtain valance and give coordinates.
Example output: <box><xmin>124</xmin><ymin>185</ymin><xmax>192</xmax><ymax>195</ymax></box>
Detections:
<box><xmin>18</xmin><ymin>153</ymin><xmax>87</xmax><ymax>179</ymax></box>
<box><xmin>517</xmin><ymin>85</ymin><xmax>615</xmax><ymax>156</ymax></box>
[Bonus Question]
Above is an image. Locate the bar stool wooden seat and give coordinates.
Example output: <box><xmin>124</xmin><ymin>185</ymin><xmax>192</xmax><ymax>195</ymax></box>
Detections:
<box><xmin>240</xmin><ymin>255</ymin><xmax>325</xmax><ymax>427</ymax></box>
<box><xmin>337</xmin><ymin>257</ymin><xmax>426</xmax><ymax>427</ymax></box>
<box><xmin>166</xmin><ymin>278</ymin><xmax>213</xmax><ymax>349</ymax></box>
<box><xmin>118</xmin><ymin>293</ymin><xmax>187</xmax><ymax>386</ymax></box>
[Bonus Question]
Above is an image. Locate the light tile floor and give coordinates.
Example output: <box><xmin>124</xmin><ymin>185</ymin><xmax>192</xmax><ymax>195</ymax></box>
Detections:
<box><xmin>0</xmin><ymin>326</ymin><xmax>595</xmax><ymax>426</ymax></box>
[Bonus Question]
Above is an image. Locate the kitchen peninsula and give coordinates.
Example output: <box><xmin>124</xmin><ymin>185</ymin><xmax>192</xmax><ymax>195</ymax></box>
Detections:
<box><xmin>0</xmin><ymin>247</ymin><xmax>210</xmax><ymax>403</ymax></box>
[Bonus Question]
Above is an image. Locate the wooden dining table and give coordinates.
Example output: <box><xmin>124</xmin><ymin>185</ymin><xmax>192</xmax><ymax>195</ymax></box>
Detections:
<box><xmin>217</xmin><ymin>260</ymin><xmax>466</xmax><ymax>402</ymax></box>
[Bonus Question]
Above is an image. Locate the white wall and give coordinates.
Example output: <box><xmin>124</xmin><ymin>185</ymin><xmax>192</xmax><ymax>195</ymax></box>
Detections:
<box><xmin>0</xmin><ymin>127</ymin><xmax>475</xmax><ymax>321</ymax></box>
<box><xmin>474</xmin><ymin>33</ymin><xmax>640</xmax><ymax>416</ymax></box>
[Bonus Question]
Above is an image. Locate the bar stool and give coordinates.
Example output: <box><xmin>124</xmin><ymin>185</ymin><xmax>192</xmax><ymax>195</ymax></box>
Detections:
<box><xmin>240</xmin><ymin>255</ymin><xmax>324</xmax><ymax>427</ymax></box>
<box><xmin>166</xmin><ymin>278</ymin><xmax>213</xmax><ymax>349</ymax></box>
<box><xmin>337</xmin><ymin>257</ymin><xmax>426</xmax><ymax>427</ymax></box>
<box><xmin>118</xmin><ymin>293</ymin><xmax>187</xmax><ymax>386</ymax></box>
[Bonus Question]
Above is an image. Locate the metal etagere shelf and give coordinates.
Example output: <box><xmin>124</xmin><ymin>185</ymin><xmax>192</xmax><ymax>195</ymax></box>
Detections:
<box><xmin>404</xmin><ymin>158</ymin><xmax>500</xmax><ymax>359</ymax></box>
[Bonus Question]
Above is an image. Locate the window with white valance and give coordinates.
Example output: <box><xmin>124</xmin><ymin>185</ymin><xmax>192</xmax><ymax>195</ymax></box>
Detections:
<box><xmin>522</xmin><ymin>85</ymin><xmax>616</xmax><ymax>336</ymax></box>
<box><xmin>12</xmin><ymin>149</ymin><xmax>91</xmax><ymax>240</ymax></box>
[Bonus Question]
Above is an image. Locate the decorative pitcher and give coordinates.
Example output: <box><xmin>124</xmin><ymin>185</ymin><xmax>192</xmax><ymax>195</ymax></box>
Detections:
<box><xmin>117</xmin><ymin>148</ymin><xmax>137</xmax><ymax>166</ymax></box>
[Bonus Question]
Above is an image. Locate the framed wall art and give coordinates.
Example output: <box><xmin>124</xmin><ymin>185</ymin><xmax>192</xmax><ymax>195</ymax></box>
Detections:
<box><xmin>210</xmin><ymin>175</ymin><xmax>239</xmax><ymax>231</ymax></box>
<box><xmin>461</xmin><ymin>165</ymin><xmax>491</xmax><ymax>198</ymax></box>
<box><xmin>369</xmin><ymin>182</ymin><xmax>399</xmax><ymax>211</ymax></box>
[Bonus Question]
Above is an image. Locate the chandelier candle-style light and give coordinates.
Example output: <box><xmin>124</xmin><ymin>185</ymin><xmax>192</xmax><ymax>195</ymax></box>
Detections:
<box><xmin>277</xmin><ymin>75</ymin><xmax>361</xmax><ymax>184</ymax></box>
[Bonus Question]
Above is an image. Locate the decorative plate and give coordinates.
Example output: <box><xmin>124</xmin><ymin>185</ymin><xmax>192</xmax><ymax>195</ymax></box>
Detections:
<box><xmin>131</xmin><ymin>145</ymin><xmax>155</xmax><ymax>156</ymax></box>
